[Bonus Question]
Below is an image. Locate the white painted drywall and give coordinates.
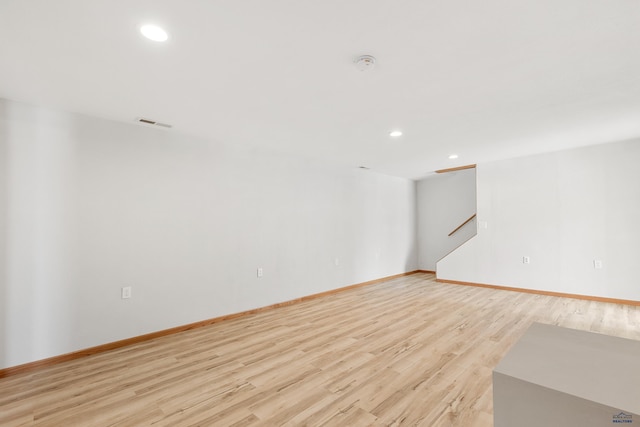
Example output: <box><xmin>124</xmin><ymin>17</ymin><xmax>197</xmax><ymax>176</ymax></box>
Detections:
<box><xmin>0</xmin><ymin>98</ymin><xmax>418</xmax><ymax>369</ymax></box>
<box><xmin>438</xmin><ymin>139</ymin><xmax>640</xmax><ymax>301</ymax></box>
<box><xmin>417</xmin><ymin>169</ymin><xmax>476</xmax><ymax>271</ymax></box>
<box><xmin>0</xmin><ymin>101</ymin><xmax>6</xmax><ymax>366</ymax></box>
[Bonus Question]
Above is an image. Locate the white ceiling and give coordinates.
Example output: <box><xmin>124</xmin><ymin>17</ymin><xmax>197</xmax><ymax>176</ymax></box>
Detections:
<box><xmin>2</xmin><ymin>0</ymin><xmax>640</xmax><ymax>179</ymax></box>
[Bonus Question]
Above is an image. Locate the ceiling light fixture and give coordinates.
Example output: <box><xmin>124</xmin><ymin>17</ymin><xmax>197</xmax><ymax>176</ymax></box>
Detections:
<box><xmin>449</xmin><ymin>154</ymin><xmax>459</xmax><ymax>159</ymax></box>
<box><xmin>389</xmin><ymin>130</ymin><xmax>403</xmax><ymax>137</ymax></box>
<box><xmin>140</xmin><ymin>24</ymin><xmax>169</xmax><ymax>42</ymax></box>
<box><xmin>355</xmin><ymin>55</ymin><xmax>376</xmax><ymax>71</ymax></box>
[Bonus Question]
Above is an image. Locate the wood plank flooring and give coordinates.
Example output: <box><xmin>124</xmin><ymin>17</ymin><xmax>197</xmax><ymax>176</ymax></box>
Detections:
<box><xmin>1</xmin><ymin>273</ymin><xmax>639</xmax><ymax>426</ymax></box>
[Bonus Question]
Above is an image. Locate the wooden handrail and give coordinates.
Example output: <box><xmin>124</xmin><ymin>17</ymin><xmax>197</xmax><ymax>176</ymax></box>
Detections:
<box><xmin>448</xmin><ymin>214</ymin><xmax>477</xmax><ymax>236</ymax></box>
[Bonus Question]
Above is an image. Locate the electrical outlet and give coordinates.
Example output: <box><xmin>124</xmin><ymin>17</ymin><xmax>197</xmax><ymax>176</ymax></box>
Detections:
<box><xmin>594</xmin><ymin>259</ymin><xmax>603</xmax><ymax>269</ymax></box>
<box><xmin>257</xmin><ymin>267</ymin><xmax>263</xmax><ymax>278</ymax></box>
<box><xmin>121</xmin><ymin>286</ymin><xmax>132</xmax><ymax>299</ymax></box>
<box><xmin>523</xmin><ymin>256</ymin><xmax>530</xmax><ymax>264</ymax></box>
<box><xmin>334</xmin><ymin>258</ymin><xmax>339</xmax><ymax>266</ymax></box>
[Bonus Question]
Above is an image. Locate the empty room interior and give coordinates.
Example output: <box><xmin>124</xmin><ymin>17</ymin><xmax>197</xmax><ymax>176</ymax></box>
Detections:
<box><xmin>1</xmin><ymin>1</ymin><xmax>640</xmax><ymax>426</ymax></box>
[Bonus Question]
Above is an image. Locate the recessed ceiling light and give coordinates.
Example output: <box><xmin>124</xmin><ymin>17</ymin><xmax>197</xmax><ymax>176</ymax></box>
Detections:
<box><xmin>355</xmin><ymin>55</ymin><xmax>376</xmax><ymax>71</ymax></box>
<box><xmin>140</xmin><ymin>24</ymin><xmax>168</xmax><ymax>42</ymax></box>
<box><xmin>389</xmin><ymin>130</ymin><xmax>403</xmax><ymax>137</ymax></box>
<box><xmin>449</xmin><ymin>154</ymin><xmax>459</xmax><ymax>159</ymax></box>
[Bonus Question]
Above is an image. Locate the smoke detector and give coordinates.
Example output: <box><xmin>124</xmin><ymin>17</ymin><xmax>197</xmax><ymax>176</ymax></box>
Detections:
<box><xmin>355</xmin><ymin>55</ymin><xmax>376</xmax><ymax>71</ymax></box>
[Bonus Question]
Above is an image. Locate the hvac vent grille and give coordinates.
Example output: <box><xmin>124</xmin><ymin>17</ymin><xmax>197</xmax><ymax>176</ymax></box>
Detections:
<box><xmin>136</xmin><ymin>118</ymin><xmax>172</xmax><ymax>128</ymax></box>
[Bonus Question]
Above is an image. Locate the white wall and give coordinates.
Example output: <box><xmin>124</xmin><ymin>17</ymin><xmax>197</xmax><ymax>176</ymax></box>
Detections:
<box><xmin>0</xmin><ymin>98</ymin><xmax>418</xmax><ymax>369</ymax></box>
<box><xmin>0</xmin><ymin>102</ymin><xmax>7</xmax><ymax>366</ymax></box>
<box><xmin>438</xmin><ymin>139</ymin><xmax>640</xmax><ymax>301</ymax></box>
<box><xmin>417</xmin><ymin>168</ymin><xmax>476</xmax><ymax>271</ymax></box>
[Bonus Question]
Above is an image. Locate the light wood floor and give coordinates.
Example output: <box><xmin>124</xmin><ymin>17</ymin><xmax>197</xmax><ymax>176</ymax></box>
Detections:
<box><xmin>2</xmin><ymin>273</ymin><xmax>639</xmax><ymax>426</ymax></box>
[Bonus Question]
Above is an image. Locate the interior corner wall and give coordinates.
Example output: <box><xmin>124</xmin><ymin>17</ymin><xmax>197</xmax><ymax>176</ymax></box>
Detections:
<box><xmin>0</xmin><ymin>98</ymin><xmax>418</xmax><ymax>369</ymax></box>
<box><xmin>437</xmin><ymin>139</ymin><xmax>640</xmax><ymax>302</ymax></box>
<box><xmin>416</xmin><ymin>168</ymin><xmax>477</xmax><ymax>271</ymax></box>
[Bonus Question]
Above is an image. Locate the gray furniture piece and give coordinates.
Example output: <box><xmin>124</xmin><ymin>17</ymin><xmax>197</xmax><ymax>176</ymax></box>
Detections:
<box><xmin>493</xmin><ymin>322</ymin><xmax>639</xmax><ymax>427</ymax></box>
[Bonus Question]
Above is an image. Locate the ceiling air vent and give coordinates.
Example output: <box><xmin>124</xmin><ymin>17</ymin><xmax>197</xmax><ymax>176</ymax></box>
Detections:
<box><xmin>136</xmin><ymin>117</ymin><xmax>172</xmax><ymax>128</ymax></box>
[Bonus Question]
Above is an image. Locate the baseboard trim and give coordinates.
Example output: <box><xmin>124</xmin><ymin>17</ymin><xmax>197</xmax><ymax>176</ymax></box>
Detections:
<box><xmin>417</xmin><ymin>270</ymin><xmax>436</xmax><ymax>274</ymax></box>
<box><xmin>0</xmin><ymin>270</ymin><xmax>420</xmax><ymax>378</ymax></box>
<box><xmin>436</xmin><ymin>278</ymin><xmax>640</xmax><ymax>307</ymax></box>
